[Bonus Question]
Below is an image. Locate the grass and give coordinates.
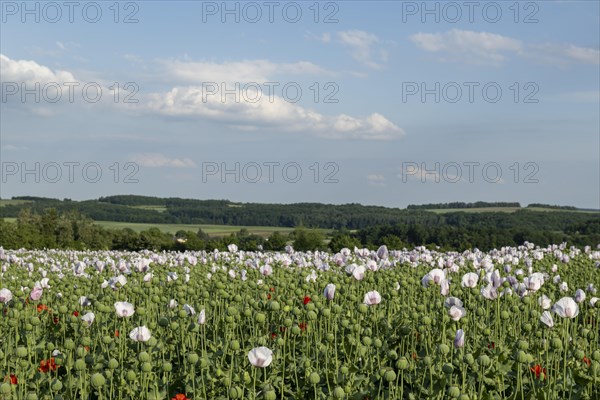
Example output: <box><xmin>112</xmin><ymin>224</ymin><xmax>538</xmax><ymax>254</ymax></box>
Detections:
<box><xmin>0</xmin><ymin>199</ymin><xmax>33</xmax><ymax>207</ymax></box>
<box><xmin>425</xmin><ymin>207</ymin><xmax>599</xmax><ymax>214</ymax></box>
<box><xmin>129</xmin><ymin>205</ymin><xmax>168</xmax><ymax>213</ymax></box>
<box><xmin>91</xmin><ymin>221</ymin><xmax>304</xmax><ymax>237</ymax></box>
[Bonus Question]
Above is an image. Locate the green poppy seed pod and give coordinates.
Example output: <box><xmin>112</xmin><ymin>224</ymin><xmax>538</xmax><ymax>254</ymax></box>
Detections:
<box><xmin>76</xmin><ymin>347</ymin><xmax>86</xmax><ymax>358</ymax></box>
<box><xmin>24</xmin><ymin>323</ymin><xmax>33</xmax><ymax>331</ymax></box>
<box><xmin>138</xmin><ymin>352</ymin><xmax>151</xmax><ymax>363</ymax></box>
<box><xmin>448</xmin><ymin>386</ymin><xmax>461</xmax><ymax>398</ymax></box>
<box><xmin>476</xmin><ymin>307</ymin><xmax>485</xmax><ymax>317</ymax></box>
<box><xmin>478</xmin><ymin>354</ymin><xmax>491</xmax><ymax>367</ymax></box>
<box><xmin>291</xmin><ymin>326</ymin><xmax>301</xmax><ymax>335</ymax></box>
<box><xmin>243</xmin><ymin>371</ymin><xmax>251</xmax><ymax>384</ymax></box>
<box><xmin>187</xmin><ymin>353</ymin><xmax>199</xmax><ymax>364</ymax></box>
<box><xmin>384</xmin><ymin>370</ymin><xmax>396</xmax><ymax>382</ymax></box>
<box><xmin>255</xmin><ymin>313</ymin><xmax>266</xmax><ymax>323</ymax></box>
<box><xmin>416</xmin><ymin>304</ymin><xmax>426</xmax><ymax>312</ymax></box>
<box><xmin>102</xmin><ymin>336</ymin><xmax>112</xmax><ymax>344</ymax></box>
<box><xmin>169</xmin><ymin>322</ymin><xmax>180</xmax><ymax>330</ymax></box>
<box><xmin>332</xmin><ymin>304</ymin><xmax>342</xmax><ymax>314</ymax></box>
<box><xmin>126</xmin><ymin>370</ymin><xmax>137</xmax><ymax>382</ymax></box>
<box><xmin>551</xmin><ymin>338</ymin><xmax>563</xmax><ymax>351</ymax></box>
<box><xmin>81</xmin><ymin>337</ymin><xmax>92</xmax><ymax>346</ymax></box>
<box><xmin>358</xmin><ymin>304</ymin><xmax>369</xmax><ymax>314</ymax></box>
<box><xmin>257</xmin><ymin>337</ymin><xmax>267</xmax><ymax>346</ymax></box>
<box><xmin>161</xmin><ymin>362</ymin><xmax>172</xmax><ymax>372</ymax></box>
<box><xmin>362</xmin><ymin>336</ymin><xmax>372</xmax><ymax>346</ymax></box>
<box><xmin>458</xmin><ymin>395</ymin><xmax>470</xmax><ymax>400</ymax></box>
<box><xmin>65</xmin><ymin>339</ymin><xmax>75</xmax><ymax>350</ymax></box>
<box><xmin>438</xmin><ymin>344</ymin><xmax>450</xmax><ymax>356</ymax></box>
<box><xmin>229</xmin><ymin>387</ymin><xmax>242</xmax><ymax>399</ymax></box>
<box><xmin>51</xmin><ymin>379</ymin><xmax>63</xmax><ymax>391</ymax></box>
<box><xmin>75</xmin><ymin>359</ymin><xmax>86</xmax><ymax>371</ymax></box>
<box><xmin>422</xmin><ymin>316</ymin><xmax>432</xmax><ymax>325</ymax></box>
<box><xmin>396</xmin><ymin>357</ymin><xmax>409</xmax><ymax>370</ymax></box>
<box><xmin>244</xmin><ymin>308</ymin><xmax>252</xmax><ymax>317</ymax></box>
<box><xmin>592</xmin><ymin>350</ymin><xmax>600</xmax><ymax>361</ymax></box>
<box><xmin>0</xmin><ymin>383</ymin><xmax>11</xmax><ymax>395</ymax></box>
<box><xmin>200</xmin><ymin>358</ymin><xmax>208</xmax><ymax>368</ymax></box>
<box><xmin>158</xmin><ymin>317</ymin><xmax>169</xmax><ymax>327</ymax></box>
<box><xmin>147</xmin><ymin>337</ymin><xmax>158</xmax><ymax>347</ymax></box>
<box><xmin>307</xmin><ymin>311</ymin><xmax>317</xmax><ymax>321</ymax></box>
<box><xmin>58</xmin><ymin>305</ymin><xmax>68</xmax><ymax>313</ymax></box>
<box><xmin>269</xmin><ymin>301</ymin><xmax>280</xmax><ymax>311</ymax></box>
<box><xmin>141</xmin><ymin>362</ymin><xmax>152</xmax><ymax>373</ymax></box>
<box><xmin>292</xmin><ymin>307</ymin><xmax>302</xmax><ymax>316</ymax></box>
<box><xmin>309</xmin><ymin>372</ymin><xmax>320</xmax><ymax>385</ymax></box>
<box><xmin>26</xmin><ymin>394</ymin><xmax>38</xmax><ymax>400</ymax></box>
<box><xmin>263</xmin><ymin>390</ymin><xmax>277</xmax><ymax>400</ymax></box>
<box><xmin>522</xmin><ymin>323</ymin><xmax>533</xmax><ymax>332</ymax></box>
<box><xmin>137</xmin><ymin>307</ymin><xmax>146</xmax><ymax>316</ymax></box>
<box><xmin>340</xmin><ymin>366</ymin><xmax>349</xmax><ymax>374</ymax></box>
<box><xmin>230</xmin><ymin>340</ymin><xmax>241</xmax><ymax>351</ymax></box>
<box><xmin>16</xmin><ymin>346</ymin><xmax>28</xmax><ymax>358</ymax></box>
<box><xmin>575</xmin><ymin>349</ymin><xmax>585</xmax><ymax>360</ymax></box>
<box><xmin>352</xmin><ymin>323</ymin><xmax>361</xmax><ymax>333</ymax></box>
<box><xmin>521</xmin><ymin>296</ymin><xmax>531</xmax><ymax>305</ymax></box>
<box><xmin>30</xmin><ymin>316</ymin><xmax>41</xmax><ymax>326</ymax></box>
<box><xmin>108</xmin><ymin>358</ymin><xmax>119</xmax><ymax>370</ymax></box>
<box><xmin>276</xmin><ymin>338</ymin><xmax>285</xmax><ymax>347</ymax></box>
<box><xmin>322</xmin><ymin>308</ymin><xmax>331</xmax><ymax>318</ymax></box>
<box><xmin>19</xmin><ymin>360</ymin><xmax>29</xmax><ymax>368</ymax></box>
<box><xmin>423</xmin><ymin>356</ymin><xmax>433</xmax><ymax>366</ymax></box>
<box><xmin>90</xmin><ymin>373</ymin><xmax>105</xmax><ymax>388</ymax></box>
<box><xmin>333</xmin><ymin>386</ymin><xmax>346</xmax><ymax>399</ymax></box>
<box><xmin>442</xmin><ymin>363</ymin><xmax>454</xmax><ymax>374</ymax></box>
<box><xmin>178</xmin><ymin>310</ymin><xmax>188</xmax><ymax>318</ymax></box>
<box><xmin>464</xmin><ymin>354</ymin><xmax>475</xmax><ymax>365</ymax></box>
<box><xmin>591</xmin><ymin>361</ymin><xmax>600</xmax><ymax>375</ymax></box>
<box><xmin>517</xmin><ymin>340</ymin><xmax>529</xmax><ymax>351</ymax></box>
<box><xmin>341</xmin><ymin>319</ymin><xmax>350</xmax><ymax>328</ymax></box>
<box><xmin>388</xmin><ymin>350</ymin><xmax>398</xmax><ymax>360</ymax></box>
<box><xmin>516</xmin><ymin>350</ymin><xmax>528</xmax><ymax>363</ymax></box>
<box><xmin>223</xmin><ymin>377</ymin><xmax>232</xmax><ymax>387</ymax></box>
<box><xmin>7</xmin><ymin>319</ymin><xmax>17</xmax><ymax>327</ymax></box>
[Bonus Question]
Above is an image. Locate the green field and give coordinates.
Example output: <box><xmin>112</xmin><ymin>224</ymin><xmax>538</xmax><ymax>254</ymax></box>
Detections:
<box><xmin>425</xmin><ymin>207</ymin><xmax>599</xmax><ymax>214</ymax></box>
<box><xmin>92</xmin><ymin>221</ymin><xmax>304</xmax><ymax>237</ymax></box>
<box><xmin>0</xmin><ymin>199</ymin><xmax>32</xmax><ymax>207</ymax></box>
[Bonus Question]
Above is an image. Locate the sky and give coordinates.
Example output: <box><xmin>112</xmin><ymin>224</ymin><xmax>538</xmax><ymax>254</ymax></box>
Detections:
<box><xmin>1</xmin><ymin>0</ymin><xmax>599</xmax><ymax>209</ymax></box>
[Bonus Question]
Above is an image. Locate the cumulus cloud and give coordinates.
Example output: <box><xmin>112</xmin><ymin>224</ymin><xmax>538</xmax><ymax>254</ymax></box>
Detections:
<box><xmin>0</xmin><ymin>53</ymin><xmax>76</xmax><ymax>83</ymax></box>
<box><xmin>367</xmin><ymin>174</ymin><xmax>386</xmax><ymax>187</ymax></box>
<box><xmin>141</xmin><ymin>86</ymin><xmax>404</xmax><ymax>140</ymax></box>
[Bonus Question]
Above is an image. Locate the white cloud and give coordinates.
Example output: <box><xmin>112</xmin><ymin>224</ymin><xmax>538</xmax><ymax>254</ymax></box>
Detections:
<box><xmin>409</xmin><ymin>29</ymin><xmax>599</xmax><ymax>66</ymax></box>
<box><xmin>130</xmin><ymin>153</ymin><xmax>197</xmax><ymax>168</ymax></box>
<box><xmin>141</xmin><ymin>86</ymin><xmax>404</xmax><ymax>140</ymax></box>
<box><xmin>410</xmin><ymin>29</ymin><xmax>522</xmax><ymax>65</ymax></box>
<box><xmin>367</xmin><ymin>174</ymin><xmax>386</xmax><ymax>187</ymax></box>
<box><xmin>337</xmin><ymin>30</ymin><xmax>387</xmax><ymax>69</ymax></box>
<box><xmin>0</xmin><ymin>53</ymin><xmax>76</xmax><ymax>84</ymax></box>
<box><xmin>162</xmin><ymin>59</ymin><xmax>332</xmax><ymax>84</ymax></box>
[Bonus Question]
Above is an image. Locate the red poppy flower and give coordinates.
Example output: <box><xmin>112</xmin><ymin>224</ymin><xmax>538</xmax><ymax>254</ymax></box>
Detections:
<box><xmin>303</xmin><ymin>296</ymin><xmax>311</xmax><ymax>305</ymax></box>
<box><xmin>269</xmin><ymin>287</ymin><xmax>275</xmax><ymax>292</ymax></box>
<box><xmin>583</xmin><ymin>357</ymin><xmax>591</xmax><ymax>367</ymax></box>
<box><xmin>9</xmin><ymin>374</ymin><xmax>17</xmax><ymax>385</ymax></box>
<box><xmin>115</xmin><ymin>329</ymin><xmax>119</xmax><ymax>337</ymax></box>
<box><xmin>487</xmin><ymin>342</ymin><xmax>495</xmax><ymax>350</ymax></box>
<box><xmin>73</xmin><ymin>311</ymin><xmax>79</xmax><ymax>317</ymax></box>
<box><xmin>271</xmin><ymin>332</ymin><xmax>277</xmax><ymax>340</ymax></box>
<box><xmin>299</xmin><ymin>322</ymin><xmax>307</xmax><ymax>331</ymax></box>
<box><xmin>39</xmin><ymin>358</ymin><xmax>58</xmax><ymax>373</ymax></box>
<box><xmin>171</xmin><ymin>394</ymin><xmax>190</xmax><ymax>400</ymax></box>
<box><xmin>53</xmin><ymin>316</ymin><xmax>59</xmax><ymax>325</ymax></box>
<box><xmin>267</xmin><ymin>294</ymin><xmax>272</xmax><ymax>300</ymax></box>
<box><xmin>530</xmin><ymin>364</ymin><xmax>546</xmax><ymax>380</ymax></box>
<box><xmin>37</xmin><ymin>304</ymin><xmax>48</xmax><ymax>313</ymax></box>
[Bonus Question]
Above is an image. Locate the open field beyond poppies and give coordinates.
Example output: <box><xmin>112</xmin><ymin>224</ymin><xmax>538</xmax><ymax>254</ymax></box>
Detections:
<box><xmin>0</xmin><ymin>244</ymin><xmax>599</xmax><ymax>400</ymax></box>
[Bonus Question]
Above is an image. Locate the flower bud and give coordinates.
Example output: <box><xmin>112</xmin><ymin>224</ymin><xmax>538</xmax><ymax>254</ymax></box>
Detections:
<box><xmin>74</xmin><ymin>359</ymin><xmax>86</xmax><ymax>371</ymax></box>
<box><xmin>141</xmin><ymin>362</ymin><xmax>152</xmax><ymax>372</ymax></box>
<box><xmin>108</xmin><ymin>358</ymin><xmax>119</xmax><ymax>370</ymax></box>
<box><xmin>383</xmin><ymin>370</ymin><xmax>396</xmax><ymax>382</ymax></box>
<box><xmin>138</xmin><ymin>352</ymin><xmax>151</xmax><ymax>363</ymax></box>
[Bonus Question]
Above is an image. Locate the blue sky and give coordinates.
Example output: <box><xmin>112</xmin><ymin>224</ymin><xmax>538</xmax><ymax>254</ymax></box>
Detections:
<box><xmin>1</xmin><ymin>0</ymin><xmax>599</xmax><ymax>209</ymax></box>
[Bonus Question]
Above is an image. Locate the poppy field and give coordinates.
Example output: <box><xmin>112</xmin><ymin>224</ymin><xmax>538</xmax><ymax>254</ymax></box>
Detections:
<box><xmin>0</xmin><ymin>243</ymin><xmax>599</xmax><ymax>400</ymax></box>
